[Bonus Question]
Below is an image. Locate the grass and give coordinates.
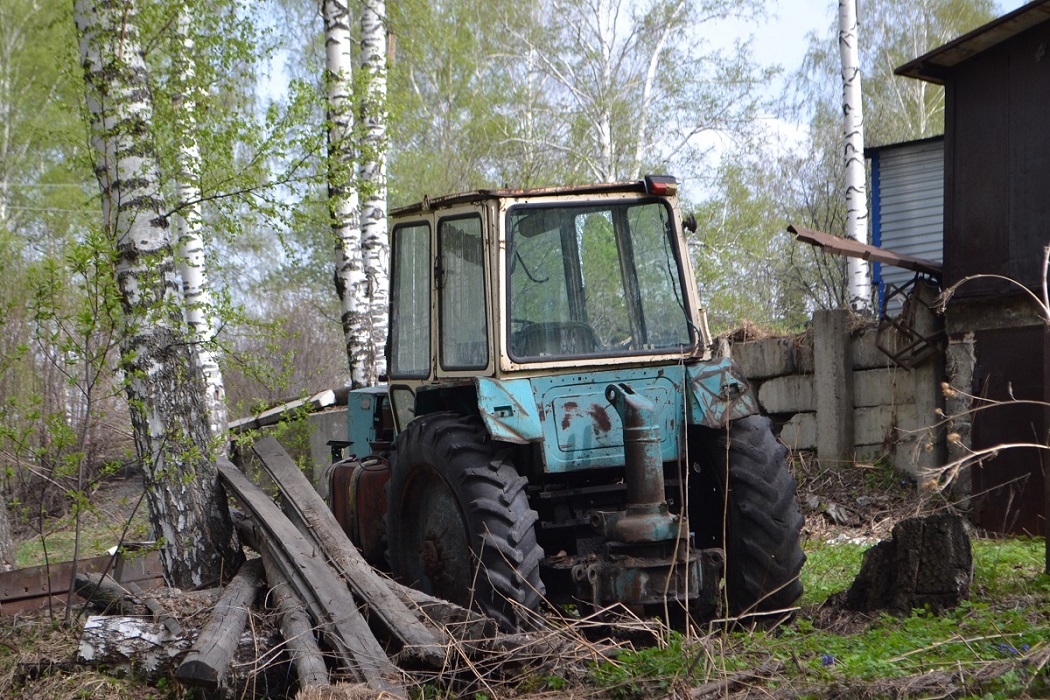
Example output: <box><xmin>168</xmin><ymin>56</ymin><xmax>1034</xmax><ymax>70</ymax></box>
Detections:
<box><xmin>5</xmin><ymin>463</ymin><xmax>1047</xmax><ymax>699</ymax></box>
<box><xmin>588</xmin><ymin>536</ymin><xmax>1049</xmax><ymax>699</ymax></box>
<box><xmin>14</xmin><ymin>490</ymin><xmax>152</xmax><ymax>569</ymax></box>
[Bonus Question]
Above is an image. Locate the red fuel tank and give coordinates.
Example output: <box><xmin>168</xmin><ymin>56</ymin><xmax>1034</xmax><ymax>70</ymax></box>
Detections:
<box><xmin>328</xmin><ymin>457</ymin><xmax>391</xmax><ymax>565</ymax></box>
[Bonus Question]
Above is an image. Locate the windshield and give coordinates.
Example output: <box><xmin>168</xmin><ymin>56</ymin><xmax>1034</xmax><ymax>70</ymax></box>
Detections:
<box><xmin>507</xmin><ymin>200</ymin><xmax>693</xmax><ymax>361</ymax></box>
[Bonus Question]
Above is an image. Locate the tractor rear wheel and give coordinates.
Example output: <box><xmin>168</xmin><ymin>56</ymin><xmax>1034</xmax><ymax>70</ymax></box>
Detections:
<box><xmin>691</xmin><ymin>414</ymin><xmax>805</xmax><ymax>619</ymax></box>
<box><xmin>386</xmin><ymin>411</ymin><xmax>545</xmax><ymax>631</ymax></box>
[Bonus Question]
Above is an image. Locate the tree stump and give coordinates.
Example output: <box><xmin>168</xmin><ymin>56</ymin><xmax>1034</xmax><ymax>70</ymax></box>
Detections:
<box><xmin>845</xmin><ymin>512</ymin><xmax>973</xmax><ymax>614</ymax></box>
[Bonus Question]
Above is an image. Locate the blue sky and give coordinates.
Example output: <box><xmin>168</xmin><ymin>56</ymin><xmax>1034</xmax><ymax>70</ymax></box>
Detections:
<box><xmin>731</xmin><ymin>0</ymin><xmax>1032</xmax><ymax>79</ymax></box>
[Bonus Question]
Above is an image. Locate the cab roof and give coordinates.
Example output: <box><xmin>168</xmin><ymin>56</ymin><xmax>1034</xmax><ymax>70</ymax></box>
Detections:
<box><xmin>390</xmin><ymin>179</ymin><xmax>653</xmax><ymax>218</ymax></box>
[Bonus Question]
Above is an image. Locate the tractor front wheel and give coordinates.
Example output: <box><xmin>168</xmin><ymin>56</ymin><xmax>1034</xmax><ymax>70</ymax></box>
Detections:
<box><xmin>386</xmin><ymin>412</ymin><xmax>545</xmax><ymax>631</ymax></box>
<box><xmin>691</xmin><ymin>414</ymin><xmax>806</xmax><ymax>619</ymax></box>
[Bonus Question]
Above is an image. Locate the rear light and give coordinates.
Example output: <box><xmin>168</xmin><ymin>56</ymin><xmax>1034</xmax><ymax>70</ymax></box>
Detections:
<box><xmin>644</xmin><ymin>174</ymin><xmax>678</xmax><ymax>196</ymax></box>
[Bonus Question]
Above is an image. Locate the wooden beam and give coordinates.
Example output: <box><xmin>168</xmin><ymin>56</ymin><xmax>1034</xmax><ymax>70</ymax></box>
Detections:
<box><xmin>259</xmin><ymin>545</ymin><xmax>330</xmax><ymax>690</ymax></box>
<box><xmin>174</xmin><ymin>558</ymin><xmax>263</xmax><ymax>689</ymax></box>
<box><xmin>216</xmin><ymin>458</ymin><xmax>404</xmax><ymax>696</ymax></box>
<box><xmin>250</xmin><ymin>436</ymin><xmax>445</xmax><ymax>666</ymax></box>
<box><xmin>74</xmin><ymin>573</ymin><xmax>143</xmax><ymax>616</ymax></box>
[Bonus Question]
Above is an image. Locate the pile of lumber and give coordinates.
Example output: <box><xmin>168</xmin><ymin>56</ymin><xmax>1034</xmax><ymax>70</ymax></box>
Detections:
<box><xmin>77</xmin><ymin>437</ymin><xmax>498</xmax><ymax>698</ymax></box>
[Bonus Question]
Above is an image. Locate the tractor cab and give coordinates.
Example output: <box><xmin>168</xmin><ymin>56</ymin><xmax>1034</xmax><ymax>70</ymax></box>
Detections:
<box><xmin>385</xmin><ymin>175</ymin><xmax>713</xmax><ymax>431</ymax></box>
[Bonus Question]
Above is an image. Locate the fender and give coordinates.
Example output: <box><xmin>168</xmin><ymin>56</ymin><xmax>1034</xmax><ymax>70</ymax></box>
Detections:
<box><xmin>685</xmin><ymin>357</ymin><xmax>759</xmax><ymax>428</ymax></box>
<box><xmin>474</xmin><ymin>377</ymin><xmax>544</xmax><ymax>444</ymax></box>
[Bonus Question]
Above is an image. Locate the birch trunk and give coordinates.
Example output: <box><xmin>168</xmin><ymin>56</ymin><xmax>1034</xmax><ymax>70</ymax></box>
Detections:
<box><xmin>0</xmin><ymin>493</ymin><xmax>14</xmax><ymax>572</ymax></box>
<box><xmin>359</xmin><ymin>0</ymin><xmax>389</xmax><ymax>382</ymax></box>
<box><xmin>324</xmin><ymin>0</ymin><xmax>371</xmax><ymax>388</ymax></box>
<box><xmin>74</xmin><ymin>0</ymin><xmax>241</xmax><ymax>588</ymax></box>
<box><xmin>839</xmin><ymin>0</ymin><xmax>873</xmax><ymax>312</ymax></box>
<box><xmin>174</xmin><ymin>8</ymin><xmax>227</xmax><ymax>436</ymax></box>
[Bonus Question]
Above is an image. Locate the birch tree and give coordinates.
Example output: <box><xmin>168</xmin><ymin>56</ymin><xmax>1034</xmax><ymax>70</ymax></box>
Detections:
<box><xmin>838</xmin><ymin>0</ymin><xmax>872</xmax><ymax>312</ymax></box>
<box><xmin>173</xmin><ymin>6</ymin><xmax>227</xmax><ymax>435</ymax></box>
<box><xmin>74</xmin><ymin>0</ymin><xmax>241</xmax><ymax>588</ymax></box>
<box><xmin>324</xmin><ymin>0</ymin><xmax>373</xmax><ymax>388</ymax></box>
<box><xmin>359</xmin><ymin>0</ymin><xmax>389</xmax><ymax>382</ymax></box>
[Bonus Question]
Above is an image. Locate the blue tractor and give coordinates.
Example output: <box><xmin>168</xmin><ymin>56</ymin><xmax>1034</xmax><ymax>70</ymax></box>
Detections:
<box><xmin>324</xmin><ymin>175</ymin><xmax>805</xmax><ymax>630</ymax></box>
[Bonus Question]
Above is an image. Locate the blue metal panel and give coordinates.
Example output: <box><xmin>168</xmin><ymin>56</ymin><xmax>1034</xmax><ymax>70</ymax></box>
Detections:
<box><xmin>477</xmin><ymin>359</ymin><xmax>759</xmax><ymax>472</ymax></box>
<box><xmin>475</xmin><ymin>377</ymin><xmax>544</xmax><ymax>444</ymax></box>
<box><xmin>345</xmin><ymin>386</ymin><xmax>388</xmax><ymax>457</ymax></box>
<box><xmin>531</xmin><ymin>368</ymin><xmax>684</xmax><ymax>472</ymax></box>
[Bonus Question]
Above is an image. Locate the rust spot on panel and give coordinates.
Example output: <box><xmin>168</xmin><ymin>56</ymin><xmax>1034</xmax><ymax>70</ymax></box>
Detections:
<box><xmin>562</xmin><ymin>401</ymin><xmax>579</xmax><ymax>430</ymax></box>
<box><xmin>588</xmin><ymin>404</ymin><xmax>612</xmax><ymax>433</ymax></box>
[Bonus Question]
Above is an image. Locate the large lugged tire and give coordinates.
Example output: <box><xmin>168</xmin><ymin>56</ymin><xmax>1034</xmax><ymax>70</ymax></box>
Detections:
<box><xmin>386</xmin><ymin>411</ymin><xmax>545</xmax><ymax>631</ymax></box>
<box><xmin>692</xmin><ymin>415</ymin><xmax>806</xmax><ymax>617</ymax></box>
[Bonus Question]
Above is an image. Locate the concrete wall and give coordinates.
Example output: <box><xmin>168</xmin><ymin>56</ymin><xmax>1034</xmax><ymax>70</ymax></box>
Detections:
<box><xmin>731</xmin><ymin>296</ymin><xmax>946</xmax><ymax>478</ymax></box>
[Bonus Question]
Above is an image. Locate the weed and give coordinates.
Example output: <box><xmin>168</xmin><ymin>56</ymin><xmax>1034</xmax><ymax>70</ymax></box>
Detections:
<box><xmin>799</xmin><ymin>539</ymin><xmax>865</xmax><ymax>605</ymax></box>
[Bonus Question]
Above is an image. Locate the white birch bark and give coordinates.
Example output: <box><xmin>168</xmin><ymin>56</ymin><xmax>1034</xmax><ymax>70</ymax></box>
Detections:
<box><xmin>74</xmin><ymin>0</ymin><xmax>241</xmax><ymax>588</ymax></box>
<box><xmin>173</xmin><ymin>8</ymin><xmax>227</xmax><ymax>435</ymax></box>
<box><xmin>839</xmin><ymin>0</ymin><xmax>873</xmax><ymax>312</ymax></box>
<box><xmin>324</xmin><ymin>0</ymin><xmax>371</xmax><ymax>388</ymax></box>
<box><xmin>359</xmin><ymin>0</ymin><xmax>389</xmax><ymax>382</ymax></box>
<box><xmin>0</xmin><ymin>493</ymin><xmax>14</xmax><ymax>572</ymax></box>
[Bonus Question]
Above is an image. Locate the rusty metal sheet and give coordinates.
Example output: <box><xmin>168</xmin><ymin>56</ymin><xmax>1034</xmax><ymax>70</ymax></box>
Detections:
<box><xmin>789</xmin><ymin>224</ymin><xmax>943</xmax><ymax>279</ymax></box>
<box><xmin>0</xmin><ymin>552</ymin><xmax>164</xmax><ymax>615</ymax></box>
<box><xmin>391</xmin><ymin>180</ymin><xmax>649</xmax><ymax>217</ymax></box>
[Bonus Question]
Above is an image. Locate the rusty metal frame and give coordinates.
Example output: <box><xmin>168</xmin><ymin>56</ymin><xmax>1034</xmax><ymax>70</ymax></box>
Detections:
<box><xmin>875</xmin><ymin>276</ymin><xmax>946</xmax><ymax>369</ymax></box>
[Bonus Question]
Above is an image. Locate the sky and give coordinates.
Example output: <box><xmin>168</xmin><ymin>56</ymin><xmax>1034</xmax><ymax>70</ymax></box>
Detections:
<box><xmin>681</xmin><ymin>0</ymin><xmax>1033</xmax><ymax>199</ymax></box>
<box><xmin>727</xmin><ymin>0</ymin><xmax>1033</xmax><ymax>80</ymax></box>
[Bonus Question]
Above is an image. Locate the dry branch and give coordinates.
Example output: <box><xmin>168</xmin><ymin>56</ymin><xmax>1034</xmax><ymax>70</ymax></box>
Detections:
<box><xmin>73</xmin><ymin>573</ymin><xmax>143</xmax><ymax>616</ymax></box>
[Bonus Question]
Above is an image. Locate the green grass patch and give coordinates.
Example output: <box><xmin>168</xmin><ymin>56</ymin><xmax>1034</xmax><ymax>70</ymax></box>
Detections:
<box><xmin>799</xmin><ymin>538</ymin><xmax>866</xmax><ymax>605</ymax></box>
<box><xmin>801</xmin><ymin>534</ymin><xmax>1048</xmax><ymax>606</ymax></box>
<box><xmin>760</xmin><ymin>602</ymin><xmax>1045</xmax><ymax>679</ymax></box>
<box><xmin>15</xmin><ymin>504</ymin><xmax>151</xmax><ymax>569</ymax></box>
<box><xmin>589</xmin><ymin>537</ymin><xmax>1049</xmax><ymax>699</ymax></box>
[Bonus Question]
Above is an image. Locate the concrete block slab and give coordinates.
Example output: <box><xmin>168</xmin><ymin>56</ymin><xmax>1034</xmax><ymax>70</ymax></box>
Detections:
<box><xmin>796</xmin><ymin>333</ymin><xmax>815</xmax><ymax>373</ymax></box>
<box><xmin>854</xmin><ymin>404</ymin><xmax>918</xmax><ymax>447</ymax></box>
<box><xmin>852</xmin><ymin>327</ymin><xmax>895</xmax><ymax>369</ymax></box>
<box><xmin>815</xmin><ymin>310</ymin><xmax>855</xmax><ymax>462</ymax></box>
<box><xmin>307</xmin><ymin>408</ymin><xmax>349</xmax><ymax>474</ymax></box>
<box><xmin>732</xmin><ymin>337</ymin><xmax>798</xmax><ymax>379</ymax></box>
<box><xmin>854</xmin><ymin>368</ymin><xmax>917</xmax><ymax>407</ymax></box>
<box><xmin>758</xmin><ymin>375</ymin><xmax>815</xmax><ymax>413</ymax></box>
<box><xmin>778</xmin><ymin>412</ymin><xmax>816</xmax><ymax>451</ymax></box>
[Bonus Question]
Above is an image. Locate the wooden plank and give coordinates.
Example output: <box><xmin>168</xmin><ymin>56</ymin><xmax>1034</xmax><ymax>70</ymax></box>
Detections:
<box><xmin>259</xmin><ymin>545</ymin><xmax>330</xmax><ymax>690</ymax></box>
<box><xmin>250</xmin><ymin>436</ymin><xmax>445</xmax><ymax>665</ymax></box>
<box><xmin>216</xmin><ymin>458</ymin><xmax>404</xmax><ymax>696</ymax></box>
<box><xmin>176</xmin><ymin>558</ymin><xmax>264</xmax><ymax>689</ymax></box>
<box><xmin>74</xmin><ymin>573</ymin><xmax>144</xmax><ymax>616</ymax></box>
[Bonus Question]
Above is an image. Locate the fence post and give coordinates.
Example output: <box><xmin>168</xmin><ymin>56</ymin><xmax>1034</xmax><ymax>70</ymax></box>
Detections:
<box><xmin>815</xmin><ymin>309</ymin><xmax>855</xmax><ymax>464</ymax></box>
